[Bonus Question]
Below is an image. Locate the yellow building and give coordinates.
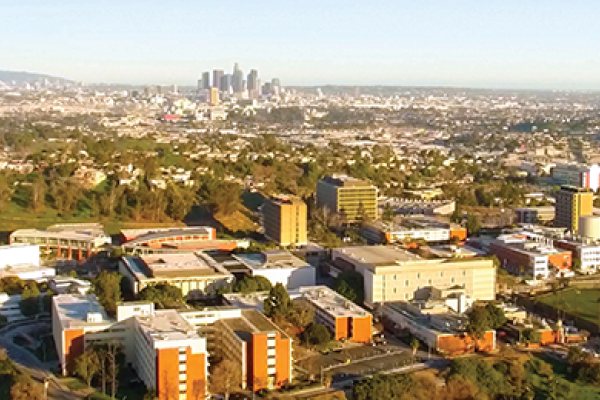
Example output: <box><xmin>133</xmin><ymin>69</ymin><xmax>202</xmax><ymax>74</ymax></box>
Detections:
<box><xmin>210</xmin><ymin>87</ymin><xmax>219</xmax><ymax>105</ymax></box>
<box><xmin>316</xmin><ymin>175</ymin><xmax>378</xmax><ymax>222</ymax></box>
<box><xmin>261</xmin><ymin>196</ymin><xmax>307</xmax><ymax>246</ymax></box>
<box><xmin>555</xmin><ymin>186</ymin><xmax>593</xmax><ymax>233</ymax></box>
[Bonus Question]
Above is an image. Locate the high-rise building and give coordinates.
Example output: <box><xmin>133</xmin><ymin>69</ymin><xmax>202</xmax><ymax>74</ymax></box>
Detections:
<box><xmin>555</xmin><ymin>186</ymin><xmax>593</xmax><ymax>233</ymax></box>
<box><xmin>220</xmin><ymin>74</ymin><xmax>232</xmax><ymax>93</ymax></box>
<box><xmin>232</xmin><ymin>63</ymin><xmax>244</xmax><ymax>93</ymax></box>
<box><xmin>261</xmin><ymin>195</ymin><xmax>307</xmax><ymax>247</ymax></box>
<box><xmin>271</xmin><ymin>78</ymin><xmax>281</xmax><ymax>88</ymax></box>
<box><xmin>316</xmin><ymin>175</ymin><xmax>378</xmax><ymax>222</ymax></box>
<box><xmin>212</xmin><ymin>70</ymin><xmax>224</xmax><ymax>89</ymax></box>
<box><xmin>201</xmin><ymin>71</ymin><xmax>210</xmax><ymax>90</ymax></box>
<box><xmin>247</xmin><ymin>69</ymin><xmax>259</xmax><ymax>91</ymax></box>
<box><xmin>209</xmin><ymin>87</ymin><xmax>220</xmax><ymax>105</ymax></box>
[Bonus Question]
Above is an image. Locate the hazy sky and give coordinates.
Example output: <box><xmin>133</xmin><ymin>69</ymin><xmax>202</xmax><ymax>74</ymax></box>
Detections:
<box><xmin>1</xmin><ymin>0</ymin><xmax>599</xmax><ymax>89</ymax></box>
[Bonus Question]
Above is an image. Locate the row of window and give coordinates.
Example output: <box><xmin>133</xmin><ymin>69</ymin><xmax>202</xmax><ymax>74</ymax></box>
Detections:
<box><xmin>386</xmin><ymin>270</ymin><xmax>467</xmax><ymax>281</ymax></box>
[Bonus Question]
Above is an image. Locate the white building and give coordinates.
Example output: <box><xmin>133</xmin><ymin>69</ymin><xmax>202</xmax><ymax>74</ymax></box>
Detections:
<box><xmin>0</xmin><ymin>293</ymin><xmax>25</xmax><ymax>323</ymax></box>
<box><xmin>0</xmin><ymin>244</ymin><xmax>40</xmax><ymax>269</ymax></box>
<box><xmin>233</xmin><ymin>250</ymin><xmax>316</xmax><ymax>289</ymax></box>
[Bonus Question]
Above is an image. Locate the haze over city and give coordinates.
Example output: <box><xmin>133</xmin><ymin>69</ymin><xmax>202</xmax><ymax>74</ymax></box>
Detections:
<box><xmin>2</xmin><ymin>0</ymin><xmax>600</xmax><ymax>89</ymax></box>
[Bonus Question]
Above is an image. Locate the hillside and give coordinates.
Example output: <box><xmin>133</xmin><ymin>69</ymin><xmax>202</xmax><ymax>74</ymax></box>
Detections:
<box><xmin>0</xmin><ymin>70</ymin><xmax>72</xmax><ymax>85</ymax></box>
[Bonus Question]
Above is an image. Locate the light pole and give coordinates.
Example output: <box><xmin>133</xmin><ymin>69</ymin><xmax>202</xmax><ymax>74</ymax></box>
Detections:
<box><xmin>44</xmin><ymin>377</ymin><xmax>49</xmax><ymax>400</ymax></box>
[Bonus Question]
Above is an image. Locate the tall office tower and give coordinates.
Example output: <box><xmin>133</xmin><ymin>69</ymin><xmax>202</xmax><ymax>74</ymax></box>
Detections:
<box><xmin>262</xmin><ymin>82</ymin><xmax>272</xmax><ymax>95</ymax></box>
<box><xmin>220</xmin><ymin>74</ymin><xmax>232</xmax><ymax>93</ymax></box>
<box><xmin>271</xmin><ymin>78</ymin><xmax>281</xmax><ymax>88</ymax></box>
<box><xmin>201</xmin><ymin>71</ymin><xmax>210</xmax><ymax>90</ymax></box>
<box><xmin>247</xmin><ymin>69</ymin><xmax>259</xmax><ymax>91</ymax></box>
<box><xmin>261</xmin><ymin>195</ymin><xmax>308</xmax><ymax>247</ymax></box>
<box><xmin>555</xmin><ymin>186</ymin><xmax>593</xmax><ymax>233</ymax></box>
<box><xmin>197</xmin><ymin>79</ymin><xmax>202</xmax><ymax>93</ymax></box>
<box><xmin>213</xmin><ymin>70</ymin><xmax>224</xmax><ymax>89</ymax></box>
<box><xmin>209</xmin><ymin>87</ymin><xmax>220</xmax><ymax>106</ymax></box>
<box><xmin>316</xmin><ymin>175</ymin><xmax>378</xmax><ymax>222</ymax></box>
<box><xmin>232</xmin><ymin>63</ymin><xmax>244</xmax><ymax>93</ymax></box>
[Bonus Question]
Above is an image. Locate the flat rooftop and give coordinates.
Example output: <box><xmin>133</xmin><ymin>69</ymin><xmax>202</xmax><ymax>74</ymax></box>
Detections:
<box><xmin>267</xmin><ymin>195</ymin><xmax>305</xmax><ymax>206</ymax></box>
<box><xmin>221</xmin><ymin>309</ymin><xmax>288</xmax><ymax>342</ymax></box>
<box><xmin>53</xmin><ymin>294</ymin><xmax>110</xmax><ymax>329</ymax></box>
<box><xmin>334</xmin><ymin>246</ymin><xmax>421</xmax><ymax>266</ymax></box>
<box><xmin>365</xmin><ymin>218</ymin><xmax>456</xmax><ymax>233</ymax></box>
<box><xmin>234</xmin><ymin>250</ymin><xmax>309</xmax><ymax>271</ymax></box>
<box><xmin>11</xmin><ymin>223</ymin><xmax>109</xmax><ymax>242</ymax></box>
<box><xmin>121</xmin><ymin>226</ymin><xmax>214</xmax><ymax>244</ymax></box>
<box><xmin>135</xmin><ymin>309</ymin><xmax>200</xmax><ymax>342</ymax></box>
<box><xmin>321</xmin><ymin>175</ymin><xmax>373</xmax><ymax>188</ymax></box>
<box><xmin>123</xmin><ymin>252</ymin><xmax>232</xmax><ymax>279</ymax></box>
<box><xmin>384</xmin><ymin>301</ymin><xmax>468</xmax><ymax>334</ymax></box>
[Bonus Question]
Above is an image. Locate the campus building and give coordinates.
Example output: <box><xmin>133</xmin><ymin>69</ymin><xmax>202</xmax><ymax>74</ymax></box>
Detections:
<box><xmin>381</xmin><ymin>301</ymin><xmax>496</xmax><ymax>355</ymax></box>
<box><xmin>329</xmin><ymin>246</ymin><xmax>495</xmax><ymax>308</ymax></box>
<box><xmin>120</xmin><ymin>226</ymin><xmax>241</xmax><ymax>254</ymax></box>
<box><xmin>514</xmin><ymin>207</ymin><xmax>556</xmax><ymax>224</ymax></box>
<box><xmin>224</xmin><ymin>285</ymin><xmax>373</xmax><ymax>344</ymax></box>
<box><xmin>551</xmin><ymin>163</ymin><xmax>600</xmax><ymax>191</ymax></box>
<box><xmin>490</xmin><ymin>232</ymin><xmax>572</xmax><ymax>279</ymax></box>
<box><xmin>52</xmin><ymin>295</ymin><xmax>208</xmax><ymax>400</ymax></box>
<box><xmin>118</xmin><ymin>253</ymin><xmax>234</xmax><ymax>299</ymax></box>
<box><xmin>0</xmin><ymin>244</ymin><xmax>55</xmax><ymax>281</ymax></box>
<box><xmin>10</xmin><ymin>223</ymin><xmax>111</xmax><ymax>260</ymax></box>
<box><xmin>360</xmin><ymin>218</ymin><xmax>466</xmax><ymax>245</ymax></box>
<box><xmin>316</xmin><ymin>175</ymin><xmax>378</xmax><ymax>222</ymax></box>
<box><xmin>381</xmin><ymin>199</ymin><xmax>456</xmax><ymax>217</ymax></box>
<box><xmin>233</xmin><ymin>250</ymin><xmax>316</xmax><ymax>289</ymax></box>
<box><xmin>261</xmin><ymin>195</ymin><xmax>307</xmax><ymax>247</ymax></box>
<box><xmin>555</xmin><ymin>186</ymin><xmax>593</xmax><ymax>233</ymax></box>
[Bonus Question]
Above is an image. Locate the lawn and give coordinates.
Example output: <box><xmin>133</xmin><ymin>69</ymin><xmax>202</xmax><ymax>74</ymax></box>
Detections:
<box><xmin>534</xmin><ymin>353</ymin><xmax>600</xmax><ymax>399</ymax></box>
<box><xmin>536</xmin><ymin>288</ymin><xmax>600</xmax><ymax>324</ymax></box>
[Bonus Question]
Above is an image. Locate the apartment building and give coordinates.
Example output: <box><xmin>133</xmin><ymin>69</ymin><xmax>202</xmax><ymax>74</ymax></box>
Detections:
<box><xmin>316</xmin><ymin>175</ymin><xmax>378</xmax><ymax>222</ymax></box>
<box><xmin>223</xmin><ymin>286</ymin><xmax>373</xmax><ymax>344</ymax></box>
<box><xmin>118</xmin><ymin>253</ymin><xmax>234</xmax><ymax>299</ymax></box>
<box><xmin>330</xmin><ymin>246</ymin><xmax>495</xmax><ymax>308</ymax></box>
<box><xmin>555</xmin><ymin>186</ymin><xmax>593</xmax><ymax>233</ymax></box>
<box><xmin>52</xmin><ymin>296</ymin><xmax>208</xmax><ymax>400</ymax></box>
<box><xmin>490</xmin><ymin>232</ymin><xmax>572</xmax><ymax>279</ymax></box>
<box><xmin>261</xmin><ymin>195</ymin><xmax>307</xmax><ymax>247</ymax></box>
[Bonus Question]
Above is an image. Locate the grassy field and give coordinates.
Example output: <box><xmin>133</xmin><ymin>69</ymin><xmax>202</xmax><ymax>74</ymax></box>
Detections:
<box><xmin>536</xmin><ymin>288</ymin><xmax>600</xmax><ymax>324</ymax></box>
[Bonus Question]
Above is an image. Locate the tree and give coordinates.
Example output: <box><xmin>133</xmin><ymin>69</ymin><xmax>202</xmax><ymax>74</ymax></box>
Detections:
<box><xmin>410</xmin><ymin>337</ymin><xmax>419</xmax><ymax>362</ymax></box>
<box><xmin>263</xmin><ymin>283</ymin><xmax>292</xmax><ymax>318</ymax></box>
<box><xmin>233</xmin><ymin>276</ymin><xmax>272</xmax><ymax>294</ymax></box>
<box><xmin>300</xmin><ymin>322</ymin><xmax>330</xmax><ymax>346</ymax></box>
<box><xmin>465</xmin><ymin>214</ymin><xmax>481</xmax><ymax>235</ymax></box>
<box><xmin>91</xmin><ymin>271</ymin><xmax>122</xmax><ymax>316</ymax></box>
<box><xmin>382</xmin><ymin>203</ymin><xmax>395</xmax><ymax>223</ymax></box>
<box><xmin>19</xmin><ymin>283</ymin><xmax>40</xmax><ymax>317</ymax></box>
<box><xmin>333</xmin><ymin>271</ymin><xmax>364</xmax><ymax>305</ymax></box>
<box><xmin>210</xmin><ymin>360</ymin><xmax>241</xmax><ymax>400</ymax></box>
<box><xmin>521</xmin><ymin>328</ymin><xmax>541</xmax><ymax>345</ymax></box>
<box><xmin>74</xmin><ymin>349</ymin><xmax>100</xmax><ymax>387</ymax></box>
<box><xmin>572</xmin><ymin>258</ymin><xmax>582</xmax><ymax>272</ymax></box>
<box><xmin>0</xmin><ymin>175</ymin><xmax>14</xmax><ymax>212</ymax></box>
<box><xmin>10</xmin><ymin>374</ymin><xmax>43</xmax><ymax>400</ymax></box>
<box><xmin>287</xmin><ymin>301</ymin><xmax>314</xmax><ymax>330</ymax></box>
<box><xmin>139</xmin><ymin>283</ymin><xmax>185</xmax><ymax>308</ymax></box>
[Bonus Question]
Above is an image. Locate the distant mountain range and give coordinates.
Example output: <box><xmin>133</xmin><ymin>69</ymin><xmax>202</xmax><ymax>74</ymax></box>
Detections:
<box><xmin>0</xmin><ymin>70</ymin><xmax>73</xmax><ymax>85</ymax></box>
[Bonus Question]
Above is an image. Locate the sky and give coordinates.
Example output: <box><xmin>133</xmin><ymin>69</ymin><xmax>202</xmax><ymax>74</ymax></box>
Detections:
<box><xmin>1</xmin><ymin>0</ymin><xmax>600</xmax><ymax>89</ymax></box>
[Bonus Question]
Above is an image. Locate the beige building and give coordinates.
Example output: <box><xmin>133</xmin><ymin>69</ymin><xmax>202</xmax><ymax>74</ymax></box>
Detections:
<box><xmin>555</xmin><ymin>186</ymin><xmax>593</xmax><ymax>233</ymax></box>
<box><xmin>330</xmin><ymin>246</ymin><xmax>495</xmax><ymax>308</ymax></box>
<box><xmin>118</xmin><ymin>253</ymin><xmax>234</xmax><ymax>299</ymax></box>
<box><xmin>261</xmin><ymin>196</ymin><xmax>307</xmax><ymax>246</ymax></box>
<box><xmin>316</xmin><ymin>175</ymin><xmax>378</xmax><ymax>222</ymax></box>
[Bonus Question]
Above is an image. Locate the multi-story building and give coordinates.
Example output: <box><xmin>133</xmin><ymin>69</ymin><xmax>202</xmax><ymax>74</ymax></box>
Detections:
<box><xmin>555</xmin><ymin>186</ymin><xmax>593</xmax><ymax>233</ymax></box>
<box><xmin>261</xmin><ymin>195</ymin><xmax>307</xmax><ymax>247</ymax></box>
<box><xmin>118</xmin><ymin>253</ymin><xmax>234</xmax><ymax>299</ymax></box>
<box><xmin>360</xmin><ymin>218</ymin><xmax>466</xmax><ymax>245</ymax></box>
<box><xmin>201</xmin><ymin>72</ymin><xmax>210</xmax><ymax>90</ymax></box>
<box><xmin>551</xmin><ymin>163</ymin><xmax>600</xmax><ymax>191</ymax></box>
<box><xmin>381</xmin><ymin>199</ymin><xmax>456</xmax><ymax>216</ymax></box>
<box><xmin>316</xmin><ymin>175</ymin><xmax>378</xmax><ymax>222</ymax></box>
<box><xmin>554</xmin><ymin>239</ymin><xmax>600</xmax><ymax>274</ymax></box>
<box><xmin>212</xmin><ymin>70</ymin><xmax>224</xmax><ymax>89</ymax></box>
<box><xmin>224</xmin><ymin>285</ymin><xmax>373</xmax><ymax>344</ymax></box>
<box><xmin>52</xmin><ymin>295</ymin><xmax>208</xmax><ymax>399</ymax></box>
<box><xmin>10</xmin><ymin>223</ymin><xmax>111</xmax><ymax>260</ymax></box>
<box><xmin>329</xmin><ymin>246</ymin><xmax>495</xmax><ymax>308</ymax></box>
<box><xmin>515</xmin><ymin>206</ymin><xmax>555</xmax><ymax>224</ymax></box>
<box><xmin>490</xmin><ymin>232</ymin><xmax>572</xmax><ymax>279</ymax></box>
<box><xmin>209</xmin><ymin>87</ymin><xmax>219</xmax><ymax>106</ymax></box>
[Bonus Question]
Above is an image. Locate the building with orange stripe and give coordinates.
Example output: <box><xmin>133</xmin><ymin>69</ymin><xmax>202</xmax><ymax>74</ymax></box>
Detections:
<box><xmin>52</xmin><ymin>295</ymin><xmax>208</xmax><ymax>400</ymax></box>
<box><xmin>224</xmin><ymin>286</ymin><xmax>373</xmax><ymax>344</ymax></box>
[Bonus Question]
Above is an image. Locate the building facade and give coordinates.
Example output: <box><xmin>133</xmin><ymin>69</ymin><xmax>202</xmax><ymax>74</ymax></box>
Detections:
<box><xmin>261</xmin><ymin>196</ymin><xmax>307</xmax><ymax>247</ymax></box>
<box><xmin>515</xmin><ymin>207</ymin><xmax>555</xmax><ymax>224</ymax></box>
<box><xmin>555</xmin><ymin>186</ymin><xmax>593</xmax><ymax>233</ymax></box>
<box><xmin>316</xmin><ymin>175</ymin><xmax>378</xmax><ymax>222</ymax></box>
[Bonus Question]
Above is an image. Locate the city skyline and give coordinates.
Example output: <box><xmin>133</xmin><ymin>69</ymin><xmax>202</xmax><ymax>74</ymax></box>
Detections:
<box><xmin>2</xmin><ymin>1</ymin><xmax>600</xmax><ymax>90</ymax></box>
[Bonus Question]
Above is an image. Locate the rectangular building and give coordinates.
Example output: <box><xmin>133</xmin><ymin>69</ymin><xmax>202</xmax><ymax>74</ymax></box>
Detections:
<box><xmin>233</xmin><ymin>250</ymin><xmax>315</xmax><ymax>289</ymax></box>
<box><xmin>554</xmin><ymin>239</ymin><xmax>600</xmax><ymax>275</ymax></box>
<box><xmin>261</xmin><ymin>195</ymin><xmax>307</xmax><ymax>247</ymax></box>
<box><xmin>330</xmin><ymin>246</ymin><xmax>495</xmax><ymax>308</ymax></box>
<box><xmin>118</xmin><ymin>253</ymin><xmax>234</xmax><ymax>299</ymax></box>
<box><xmin>552</xmin><ymin>164</ymin><xmax>600</xmax><ymax>191</ymax></box>
<box><xmin>317</xmin><ymin>175</ymin><xmax>378</xmax><ymax>222</ymax></box>
<box><xmin>490</xmin><ymin>232</ymin><xmax>572</xmax><ymax>279</ymax></box>
<box><xmin>360</xmin><ymin>219</ymin><xmax>466</xmax><ymax>245</ymax></box>
<box><xmin>555</xmin><ymin>186</ymin><xmax>593</xmax><ymax>233</ymax></box>
<box><xmin>515</xmin><ymin>207</ymin><xmax>556</xmax><ymax>224</ymax></box>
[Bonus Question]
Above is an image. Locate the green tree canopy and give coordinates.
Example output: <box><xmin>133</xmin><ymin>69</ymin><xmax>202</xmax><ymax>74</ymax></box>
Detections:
<box><xmin>333</xmin><ymin>271</ymin><xmax>364</xmax><ymax>305</ymax></box>
<box><xmin>300</xmin><ymin>322</ymin><xmax>330</xmax><ymax>346</ymax></box>
<box><xmin>139</xmin><ymin>283</ymin><xmax>185</xmax><ymax>308</ymax></box>
<box><xmin>91</xmin><ymin>271</ymin><xmax>122</xmax><ymax>316</ymax></box>
<box><xmin>263</xmin><ymin>283</ymin><xmax>292</xmax><ymax>318</ymax></box>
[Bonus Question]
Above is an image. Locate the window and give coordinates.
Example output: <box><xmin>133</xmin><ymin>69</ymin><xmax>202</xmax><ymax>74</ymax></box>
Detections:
<box><xmin>404</xmin><ymin>293</ymin><xmax>409</xmax><ymax>300</ymax></box>
<box><xmin>405</xmin><ymin>280</ymin><xmax>409</xmax><ymax>287</ymax></box>
<box><xmin>393</xmin><ymin>288</ymin><xmax>397</xmax><ymax>294</ymax></box>
<box><xmin>440</xmin><ymin>271</ymin><xmax>444</xmax><ymax>278</ymax></box>
<box><xmin>393</xmin><ymin>274</ymin><xmax>397</xmax><ymax>280</ymax></box>
<box><xmin>417</xmin><ymin>273</ymin><xmax>421</xmax><ymax>279</ymax></box>
<box><xmin>428</xmin><ymin>279</ymin><xmax>432</xmax><ymax>285</ymax></box>
<box><xmin>451</xmin><ymin>277</ymin><xmax>455</xmax><ymax>284</ymax></box>
<box><xmin>462</xmin><ymin>270</ymin><xmax>467</xmax><ymax>276</ymax></box>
